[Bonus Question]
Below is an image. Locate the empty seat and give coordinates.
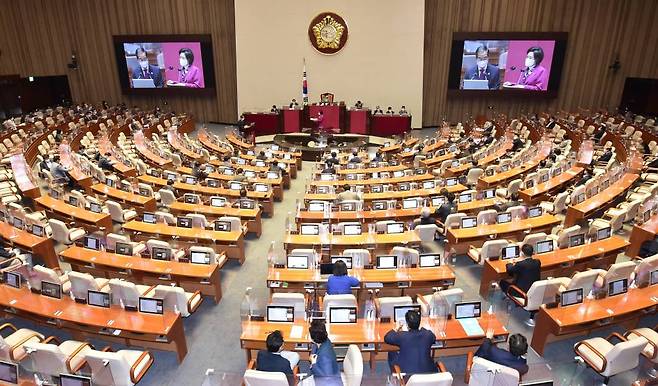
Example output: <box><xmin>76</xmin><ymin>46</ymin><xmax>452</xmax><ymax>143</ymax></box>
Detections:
<box><xmin>48</xmin><ymin>219</ymin><xmax>86</xmax><ymax>244</ymax></box>
<box><xmin>82</xmin><ymin>347</ymin><xmax>154</xmax><ymax>386</ymax></box>
<box><xmin>0</xmin><ymin>323</ymin><xmax>44</xmax><ymax>362</ymax></box>
<box><xmin>375</xmin><ymin>296</ymin><xmax>413</xmax><ymax>319</ymax></box>
<box><xmin>153</xmin><ymin>285</ymin><xmax>202</xmax><ymax>317</ymax></box>
<box><xmin>106</xmin><ymin>200</ymin><xmax>137</xmax><ymax>223</ymax></box>
<box><xmin>27</xmin><ymin>265</ymin><xmax>71</xmax><ymax>293</ymax></box>
<box><xmin>67</xmin><ymin>271</ymin><xmax>109</xmax><ymax>302</ymax></box>
<box><xmin>108</xmin><ymin>279</ymin><xmax>155</xmax><ymax>309</ymax></box>
<box><xmin>24</xmin><ymin>338</ymin><xmax>92</xmax><ymax>377</ymax></box>
<box><xmin>271</xmin><ymin>292</ymin><xmax>306</xmax><ymax>320</ymax></box>
<box><xmin>574</xmin><ymin>333</ymin><xmax>647</xmax><ymax>385</ymax></box>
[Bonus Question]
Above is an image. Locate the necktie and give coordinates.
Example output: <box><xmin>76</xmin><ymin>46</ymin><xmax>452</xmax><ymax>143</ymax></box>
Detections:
<box><xmin>479</xmin><ymin>70</ymin><xmax>484</xmax><ymax>80</ymax></box>
<box><xmin>143</xmin><ymin>69</ymin><xmax>148</xmax><ymax>79</ymax></box>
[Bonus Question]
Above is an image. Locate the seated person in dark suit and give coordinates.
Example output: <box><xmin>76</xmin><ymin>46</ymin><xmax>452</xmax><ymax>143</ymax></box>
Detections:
<box><xmin>98</xmin><ymin>152</ymin><xmax>115</xmax><ymax>171</ymax></box>
<box><xmin>494</xmin><ymin>192</ymin><xmax>521</xmax><ymax>212</ymax></box>
<box><xmin>372</xmin><ymin>106</ymin><xmax>384</xmax><ymax>115</ymax></box>
<box><xmin>162</xmin><ymin>179</ymin><xmax>179</xmax><ymax>198</ymax></box>
<box><xmin>435</xmin><ymin>190</ymin><xmax>457</xmax><ymax>225</ymax></box>
<box><xmin>348</xmin><ymin>151</ymin><xmax>362</xmax><ymax>164</ymax></box>
<box><xmin>385</xmin><ymin>106</ymin><xmax>395</xmax><ymax>115</ymax></box>
<box><xmin>384</xmin><ymin>310</ymin><xmax>437</xmax><ymax>374</ymax></box>
<box><xmin>257</xmin><ymin>151</ymin><xmax>268</xmax><ymax>161</ymax></box>
<box><xmin>132</xmin><ymin>47</ymin><xmax>164</xmax><ymax>88</ymax></box>
<box><xmin>372</xmin><ymin>151</ymin><xmax>384</xmax><ymax>163</ymax></box>
<box><xmin>321</xmin><ymin>162</ymin><xmax>336</xmax><ymax>175</ymax></box>
<box><xmin>511</xmin><ymin>135</ymin><xmax>524</xmax><ymax>152</ymax></box>
<box><xmin>0</xmin><ymin>238</ymin><xmax>16</xmax><ymax>259</ymax></box>
<box><xmin>269</xmin><ymin>161</ymin><xmax>287</xmax><ymax>176</ymax></box>
<box><xmin>326</xmin><ymin>152</ymin><xmax>340</xmax><ymax>166</ymax></box>
<box><xmin>500</xmin><ymin>244</ymin><xmax>540</xmax><ymax>294</ymax></box>
<box><xmin>593</xmin><ymin>124</ymin><xmax>606</xmax><ymax>142</ymax></box>
<box><xmin>309</xmin><ymin>320</ymin><xmax>340</xmax><ymax>378</ymax></box>
<box><xmin>463</xmin><ymin>44</ymin><xmax>501</xmax><ymax>90</ymax></box>
<box><xmin>598</xmin><ymin>148</ymin><xmax>613</xmax><ymax>163</ymax></box>
<box><xmin>575</xmin><ymin>168</ymin><xmax>593</xmax><ymax>186</ymax></box>
<box><xmin>639</xmin><ymin>236</ymin><xmax>658</xmax><ymax>258</ymax></box>
<box><xmin>256</xmin><ymin>330</ymin><xmax>299</xmax><ymax>381</ymax></box>
<box><xmin>475</xmin><ymin>331</ymin><xmax>529</xmax><ymax>375</ymax></box>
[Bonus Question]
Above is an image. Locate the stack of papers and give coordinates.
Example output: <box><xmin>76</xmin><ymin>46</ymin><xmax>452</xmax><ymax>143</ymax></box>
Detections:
<box><xmin>458</xmin><ymin>318</ymin><xmax>484</xmax><ymax>336</ymax></box>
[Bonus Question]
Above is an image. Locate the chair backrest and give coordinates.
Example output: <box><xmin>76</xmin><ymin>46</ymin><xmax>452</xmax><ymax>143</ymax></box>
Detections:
<box><xmin>525</xmin><ymin>278</ymin><xmax>563</xmax><ymax>311</ymax></box>
<box><xmin>391</xmin><ymin>246</ymin><xmax>419</xmax><ymax>266</ymax></box>
<box><xmin>23</xmin><ymin>342</ymin><xmax>68</xmax><ymax>377</ymax></box>
<box><xmin>375</xmin><ymin>220</ymin><xmax>396</xmax><ymax>233</ymax></box>
<box><xmin>323</xmin><ymin>294</ymin><xmax>357</xmax><ymax>314</ymax></box>
<box><xmin>146</xmin><ymin>239</ymin><xmax>174</xmax><ymax>255</ymax></box>
<box><xmin>342</xmin><ymin>344</ymin><xmax>364</xmax><ymax>386</ymax></box>
<box><xmin>522</xmin><ymin>232</ymin><xmax>547</xmax><ymax>246</ymax></box>
<box><xmin>30</xmin><ymin>265</ymin><xmax>62</xmax><ymax>291</ymax></box>
<box><xmin>218</xmin><ymin>216</ymin><xmax>241</xmax><ymax>232</ymax></box>
<box><xmin>154</xmin><ymin>285</ymin><xmax>191</xmax><ymax>317</ymax></box>
<box><xmin>271</xmin><ymin>292</ymin><xmax>306</xmax><ymax>320</ymax></box>
<box><xmin>243</xmin><ymin>369</ymin><xmax>289</xmax><ymax>386</ymax></box>
<box><xmin>602</xmin><ymin>261</ymin><xmax>636</xmax><ymax>284</ymax></box>
<box><xmin>155</xmin><ymin>211</ymin><xmax>176</xmax><ymax>225</ymax></box>
<box><xmin>602</xmin><ymin>337</ymin><xmax>648</xmax><ymax>377</ymax></box>
<box><xmin>553</xmin><ymin>191</ymin><xmax>570</xmax><ymax>213</ymax></box>
<box><xmin>567</xmin><ymin>269</ymin><xmax>605</xmax><ymax>295</ymax></box>
<box><xmin>342</xmin><ymin>249</ymin><xmax>371</xmax><ymax>267</ymax></box>
<box><xmin>68</xmin><ymin>271</ymin><xmax>100</xmax><ymax>300</ymax></box>
<box><xmin>377</xmin><ymin>296</ymin><xmax>413</xmax><ymax>318</ymax></box>
<box><xmin>290</xmin><ymin>248</ymin><xmax>317</xmax><ymax>268</ymax></box>
<box><xmin>507</xmin><ymin>179</ymin><xmax>523</xmax><ymax>195</ymax></box>
<box><xmin>477</xmin><ymin>210</ymin><xmax>497</xmax><ymax>225</ymax></box>
<box><xmin>571</xmin><ymin>186</ymin><xmax>586</xmax><ymax>204</ymax></box>
<box><xmin>466</xmin><ymin>168</ymin><xmax>484</xmax><ymax>184</ymax></box>
<box><xmin>106</xmin><ymin>200</ymin><xmax>125</xmax><ymax>221</ymax></box>
<box><xmin>506</xmin><ymin>205</ymin><xmax>526</xmax><ymax>219</ymax></box>
<box><xmin>408</xmin><ymin>372</ymin><xmax>454</xmax><ymax>386</ymax></box>
<box><xmin>556</xmin><ymin>225</ymin><xmax>582</xmax><ymax>248</ymax></box>
<box><xmin>158</xmin><ymin>189</ymin><xmax>177</xmax><ymax>204</ymax></box>
<box><xmin>47</xmin><ymin>219</ymin><xmax>71</xmax><ymax>243</ymax></box>
<box><xmin>84</xmin><ymin>350</ymin><xmax>134</xmax><ymax>386</ymax></box>
<box><xmin>188</xmin><ymin>213</ymin><xmax>208</xmax><ymax>229</ymax></box>
<box><xmin>469</xmin><ymin>356</ymin><xmax>519</xmax><ymax>386</ymax></box>
<box><xmin>110</xmin><ymin>279</ymin><xmax>143</xmax><ymax>308</ymax></box>
<box><xmin>106</xmin><ymin>233</ymin><xmax>130</xmax><ymax>251</ymax></box>
<box><xmin>445</xmin><ymin>213</ymin><xmax>466</xmax><ymax>229</ymax></box>
<box><xmin>480</xmin><ymin>240</ymin><xmax>509</xmax><ymax>261</ymax></box>
<box><xmin>415</xmin><ymin>224</ymin><xmax>438</xmax><ymax>242</ymax></box>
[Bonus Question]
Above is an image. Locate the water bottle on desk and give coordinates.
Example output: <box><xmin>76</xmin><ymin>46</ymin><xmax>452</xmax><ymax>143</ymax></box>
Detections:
<box><xmin>240</xmin><ymin>287</ymin><xmax>253</xmax><ymax>321</ymax></box>
<box><xmin>364</xmin><ymin>290</ymin><xmax>376</xmax><ymax>321</ymax></box>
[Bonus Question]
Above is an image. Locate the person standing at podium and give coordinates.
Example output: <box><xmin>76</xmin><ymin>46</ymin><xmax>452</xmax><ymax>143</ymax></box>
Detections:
<box><xmin>289</xmin><ymin>99</ymin><xmax>299</xmax><ymax>109</ymax></box>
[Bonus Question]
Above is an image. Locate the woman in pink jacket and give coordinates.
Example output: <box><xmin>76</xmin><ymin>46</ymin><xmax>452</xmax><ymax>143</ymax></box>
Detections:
<box><xmin>504</xmin><ymin>46</ymin><xmax>548</xmax><ymax>91</ymax></box>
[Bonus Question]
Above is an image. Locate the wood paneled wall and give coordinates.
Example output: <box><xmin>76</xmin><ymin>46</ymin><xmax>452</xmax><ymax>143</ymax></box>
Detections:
<box><xmin>0</xmin><ymin>0</ymin><xmax>237</xmax><ymax>123</ymax></box>
<box><xmin>423</xmin><ymin>0</ymin><xmax>658</xmax><ymax>126</ymax></box>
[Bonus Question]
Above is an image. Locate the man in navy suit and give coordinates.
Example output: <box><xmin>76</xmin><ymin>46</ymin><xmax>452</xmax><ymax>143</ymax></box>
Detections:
<box><xmin>500</xmin><ymin>243</ymin><xmax>541</xmax><ymax>294</ymax></box>
<box><xmin>255</xmin><ymin>330</ymin><xmax>299</xmax><ymax>380</ymax></box>
<box><xmin>475</xmin><ymin>331</ymin><xmax>529</xmax><ymax>375</ymax></box>
<box><xmin>132</xmin><ymin>47</ymin><xmax>164</xmax><ymax>88</ymax></box>
<box><xmin>464</xmin><ymin>44</ymin><xmax>501</xmax><ymax>90</ymax></box>
<box><xmin>384</xmin><ymin>310</ymin><xmax>437</xmax><ymax>374</ymax></box>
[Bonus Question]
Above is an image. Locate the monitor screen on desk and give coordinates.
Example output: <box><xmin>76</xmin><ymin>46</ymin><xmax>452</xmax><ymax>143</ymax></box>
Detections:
<box><xmin>386</xmin><ymin>222</ymin><xmax>405</xmax><ymax>234</ymax></box>
<box><xmin>536</xmin><ymin>240</ymin><xmax>554</xmax><ymax>254</ymax></box>
<box><xmin>240</xmin><ymin>200</ymin><xmax>255</xmax><ymax>209</ymax></box>
<box><xmin>214</xmin><ymin>220</ymin><xmax>231</xmax><ymax>232</ymax></box>
<box><xmin>343</xmin><ymin>224</ymin><xmax>362</xmax><ymax>236</ymax></box>
<box><xmin>267</xmin><ymin>172</ymin><xmax>279</xmax><ymax>179</ymax></box>
<box><xmin>210</xmin><ymin>197</ymin><xmax>226</xmax><ymax>207</ymax></box>
<box><xmin>105</xmin><ymin>177</ymin><xmax>115</xmax><ymax>187</ymax></box>
<box><xmin>528</xmin><ymin>206</ymin><xmax>542</xmax><ymax>218</ymax></box>
<box><xmin>139</xmin><ymin>297</ymin><xmax>164</xmax><ymax>314</ymax></box>
<box><xmin>166</xmin><ymin>172</ymin><xmax>177</xmax><ymax>181</ymax></box>
<box><xmin>229</xmin><ymin>182</ymin><xmax>242</xmax><ymax>190</ymax></box>
<box><xmin>12</xmin><ymin>217</ymin><xmax>23</xmax><ymax>229</ymax></box>
<box><xmin>419</xmin><ymin>253</ymin><xmax>440</xmax><ymax>267</ymax></box>
<box><xmin>0</xmin><ymin>361</ymin><xmax>18</xmax><ymax>384</ymax></box>
<box><xmin>500</xmin><ymin>165</ymin><xmax>509</xmax><ymax>172</ymax></box>
<box><xmin>446</xmin><ymin>178</ymin><xmax>458</xmax><ymax>187</ymax></box>
<box><xmin>560</xmin><ymin>288</ymin><xmax>583</xmax><ymax>307</ymax></box>
<box><xmin>267</xmin><ymin>305</ymin><xmax>294</xmax><ymax>323</ymax></box>
<box><xmin>483</xmin><ymin>189</ymin><xmax>495</xmax><ymax>199</ymax></box>
<box><xmin>300</xmin><ymin>224</ymin><xmax>320</xmax><ymax>235</ymax></box>
<box><xmin>526</xmin><ymin>179</ymin><xmax>534</xmax><ymax>188</ymax></box>
<box><xmin>152</xmin><ymin>247</ymin><xmax>171</xmax><ymax>261</ymax></box>
<box><xmin>320</xmin><ymin>174</ymin><xmax>334</xmax><ymax>181</ymax></box>
<box><xmin>59</xmin><ymin>373</ymin><xmax>92</xmax><ymax>386</ymax></box>
<box><xmin>41</xmin><ymin>281</ymin><xmax>62</xmax><ymax>299</ymax></box>
<box><xmin>50</xmin><ymin>189</ymin><xmax>61</xmax><ymax>199</ymax></box>
<box><xmin>331</xmin><ymin>256</ymin><xmax>352</xmax><ymax>269</ymax></box>
<box><xmin>115</xmin><ymin>242</ymin><xmax>133</xmax><ymax>256</ymax></box>
<box><xmin>83</xmin><ymin>236</ymin><xmax>100</xmax><ymax>251</ymax></box>
<box><xmin>393</xmin><ymin>171</ymin><xmax>405</xmax><ymax>178</ymax></box>
<box><xmin>372</xmin><ymin>201</ymin><xmax>387</xmax><ymax>211</ymax></box>
<box><xmin>143</xmin><ymin>212</ymin><xmax>157</xmax><ymax>224</ymax></box>
<box><xmin>371</xmin><ymin>185</ymin><xmax>383</xmax><ymax>193</ymax></box>
<box><xmin>308</xmin><ymin>202</ymin><xmax>325</xmax><ymax>212</ymax></box>
<box><xmin>177</xmin><ymin>216</ymin><xmax>192</xmax><ymax>228</ymax></box>
<box><xmin>287</xmin><ymin>255</ymin><xmax>308</xmax><ymax>269</ymax></box>
<box><xmin>497</xmin><ymin>212</ymin><xmax>512</xmax><ymax>224</ymax></box>
<box><xmin>184</xmin><ymin>194</ymin><xmax>199</xmax><ymax>204</ymax></box>
<box><xmin>455</xmin><ymin>301</ymin><xmax>481</xmax><ymax>319</ymax></box>
<box><xmin>402</xmin><ymin>199</ymin><xmax>418</xmax><ymax>209</ymax></box>
<box><xmin>185</xmin><ymin>176</ymin><xmax>197</xmax><ymax>185</ymax></box>
<box><xmin>459</xmin><ymin>193</ymin><xmax>472</xmax><ymax>203</ymax></box>
<box><xmin>651</xmin><ymin>270</ymin><xmax>658</xmax><ymax>286</ymax></box>
<box><xmin>399</xmin><ymin>183</ymin><xmax>410</xmax><ymax>192</ymax></box>
<box><xmin>329</xmin><ymin>307</ymin><xmax>357</xmax><ymax>324</ymax></box>
<box><xmin>88</xmin><ymin>290</ymin><xmax>110</xmax><ymax>308</ymax></box>
<box><xmin>461</xmin><ymin>217</ymin><xmax>477</xmax><ymax>229</ymax></box>
<box><xmin>4</xmin><ymin>272</ymin><xmax>20</xmax><ymax>289</ymax></box>
<box><xmin>191</xmin><ymin>251</ymin><xmax>211</xmax><ymax>264</ymax></box>
<box><xmin>255</xmin><ymin>160</ymin><xmax>266</xmax><ymax>167</ymax></box>
<box><xmin>340</xmin><ymin>202</ymin><xmax>356</xmax><ymax>211</ymax></box>
<box><xmin>541</xmin><ymin>173</ymin><xmax>549</xmax><ymax>182</ymax></box>
<box><xmin>224</xmin><ymin>168</ymin><xmax>235</xmax><ymax>176</ymax></box>
<box><xmin>31</xmin><ymin>224</ymin><xmax>44</xmax><ymax>237</ymax></box>
<box><xmin>422</xmin><ymin>181</ymin><xmax>436</xmax><ymax>190</ymax></box>
<box><xmin>377</xmin><ymin>255</ymin><xmax>397</xmax><ymax>269</ymax></box>
<box><xmin>68</xmin><ymin>196</ymin><xmax>79</xmax><ymax>207</ymax></box>
<box><xmin>501</xmin><ymin>245</ymin><xmax>519</xmax><ymax>260</ymax></box>
<box><xmin>254</xmin><ymin>184</ymin><xmax>269</xmax><ymax>193</ymax></box>
<box><xmin>596</xmin><ymin>226</ymin><xmax>611</xmax><ymax>241</ymax></box>
<box><xmin>207</xmin><ymin>178</ymin><xmax>219</xmax><ymax>188</ymax></box>
<box><xmin>89</xmin><ymin>202</ymin><xmax>102</xmax><ymax>213</ymax></box>
<box><xmin>576</xmin><ymin>193</ymin><xmax>585</xmax><ymax>204</ymax></box>
<box><xmin>431</xmin><ymin>196</ymin><xmax>446</xmax><ymax>207</ymax></box>
<box><xmin>243</xmin><ymin>171</ymin><xmax>256</xmax><ymax>179</ymax></box>
<box><xmin>608</xmin><ymin>278</ymin><xmax>628</xmax><ymax>297</ymax></box>
<box><xmin>486</xmin><ymin>169</ymin><xmax>494</xmax><ymax>176</ymax></box>
<box><xmin>569</xmin><ymin>234</ymin><xmax>585</xmax><ymax>247</ymax></box>
<box><xmin>393</xmin><ymin>305</ymin><xmax>422</xmax><ymax>324</ymax></box>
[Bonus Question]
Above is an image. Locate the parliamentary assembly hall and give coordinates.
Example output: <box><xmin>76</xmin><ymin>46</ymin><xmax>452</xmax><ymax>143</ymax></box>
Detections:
<box><xmin>0</xmin><ymin>0</ymin><xmax>657</xmax><ymax>385</ymax></box>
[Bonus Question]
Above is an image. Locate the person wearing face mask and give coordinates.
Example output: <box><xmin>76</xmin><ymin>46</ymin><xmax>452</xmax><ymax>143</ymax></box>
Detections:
<box><xmin>504</xmin><ymin>46</ymin><xmax>548</xmax><ymax>91</ymax></box>
<box><xmin>464</xmin><ymin>44</ymin><xmax>500</xmax><ymax>89</ymax></box>
<box><xmin>167</xmin><ymin>47</ymin><xmax>202</xmax><ymax>88</ymax></box>
<box><xmin>132</xmin><ymin>47</ymin><xmax>164</xmax><ymax>87</ymax></box>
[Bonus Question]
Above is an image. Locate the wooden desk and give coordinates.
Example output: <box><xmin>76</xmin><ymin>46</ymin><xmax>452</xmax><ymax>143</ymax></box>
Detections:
<box><xmin>178</xmin><ymin>165</ymin><xmax>286</xmax><ymax>200</ymax></box>
<box><xmin>168</xmin><ymin>201</ymin><xmax>262</xmax><ymax>237</ymax></box>
<box><xmin>419</xmin><ymin>152</ymin><xmax>458</xmax><ymax>168</ymax></box>
<box><xmin>478</xmin><ymin>236</ymin><xmax>629</xmax><ymax>296</ymax></box>
<box><xmin>457</xmin><ymin>198</ymin><xmax>501</xmax><ymax>214</ymax></box>
<box><xmin>226</xmin><ymin>132</ymin><xmax>254</xmax><ymax>150</ymax></box>
<box><xmin>197</xmin><ymin>131</ymin><xmax>232</xmax><ymax>156</ymax></box>
<box><xmin>477</xmin><ymin>147</ymin><xmax>550</xmax><ymax>189</ymax></box>
<box><xmin>122</xmin><ymin>220</ymin><xmax>246</xmax><ymax>263</ymax></box>
<box><xmin>447</xmin><ymin>214</ymin><xmax>561</xmax><ymax>255</ymax></box>
<box><xmin>137</xmin><ymin>175</ymin><xmax>274</xmax><ymax>217</ymax></box>
<box><xmin>168</xmin><ymin>135</ymin><xmax>203</xmax><ymax>161</ymax></box>
<box><xmin>309</xmin><ymin>173</ymin><xmax>436</xmax><ymax>187</ymax></box>
<box><xmin>35</xmin><ymin>195</ymin><xmax>112</xmax><ymax>232</ymax></box>
<box><xmin>59</xmin><ymin>246</ymin><xmax>224</xmax><ymax>303</ymax></box>
<box><xmin>627</xmin><ymin>212</ymin><xmax>658</xmax><ymax>258</ymax></box>
<box><xmin>304</xmin><ymin>184</ymin><xmax>467</xmax><ymax>204</ymax></box>
<box><xmin>283</xmin><ymin>231</ymin><xmax>421</xmax><ymax>256</ymax></box>
<box><xmin>295</xmin><ymin>207</ymin><xmax>435</xmax><ymax>224</ymax></box>
<box><xmin>531</xmin><ymin>283</ymin><xmax>658</xmax><ymax>355</ymax></box>
<box><xmin>267</xmin><ymin>266</ymin><xmax>456</xmax><ymax>295</ymax></box>
<box><xmin>0</xmin><ymin>284</ymin><xmax>188</xmax><ymax>362</ymax></box>
<box><xmin>518</xmin><ymin>166</ymin><xmax>584</xmax><ymax>204</ymax></box>
<box><xmin>91</xmin><ymin>183</ymin><xmax>157</xmax><ymax>212</ymax></box>
<box><xmin>0</xmin><ymin>222</ymin><xmax>57</xmax><ymax>268</ymax></box>
<box><xmin>477</xmin><ymin>142</ymin><xmax>513</xmax><ymax>167</ymax></box>
<box><xmin>241</xmin><ymin>315</ymin><xmax>508</xmax><ymax>368</ymax></box>
<box><xmin>9</xmin><ymin>154</ymin><xmax>40</xmax><ymax>199</ymax></box>
<box><xmin>134</xmin><ymin>141</ymin><xmax>172</xmax><ymax>168</ymax></box>
<box><xmin>564</xmin><ymin>173</ymin><xmax>639</xmax><ymax>226</ymax></box>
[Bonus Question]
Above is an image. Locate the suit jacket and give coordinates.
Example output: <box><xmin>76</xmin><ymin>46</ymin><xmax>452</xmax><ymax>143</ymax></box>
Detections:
<box><xmin>132</xmin><ymin>64</ymin><xmax>164</xmax><ymax>87</ymax></box>
<box><xmin>384</xmin><ymin>328</ymin><xmax>437</xmax><ymax>374</ymax></box>
<box><xmin>506</xmin><ymin>257</ymin><xmax>541</xmax><ymax>293</ymax></box>
<box><xmin>311</xmin><ymin>341</ymin><xmax>340</xmax><ymax>377</ymax></box>
<box><xmin>256</xmin><ymin>350</ymin><xmax>293</xmax><ymax>375</ymax></box>
<box><xmin>464</xmin><ymin>64</ymin><xmax>501</xmax><ymax>90</ymax></box>
<box><xmin>435</xmin><ymin>202</ymin><xmax>456</xmax><ymax>223</ymax></box>
<box><xmin>474</xmin><ymin>338</ymin><xmax>529</xmax><ymax>375</ymax></box>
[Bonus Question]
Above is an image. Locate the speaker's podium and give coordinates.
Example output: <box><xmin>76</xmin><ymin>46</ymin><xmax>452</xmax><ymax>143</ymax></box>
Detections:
<box><xmin>347</xmin><ymin>108</ymin><xmax>369</xmax><ymax>134</ymax></box>
<box><xmin>282</xmin><ymin>107</ymin><xmax>302</xmax><ymax>133</ymax></box>
<box><xmin>304</xmin><ymin>93</ymin><xmax>346</xmax><ymax>133</ymax></box>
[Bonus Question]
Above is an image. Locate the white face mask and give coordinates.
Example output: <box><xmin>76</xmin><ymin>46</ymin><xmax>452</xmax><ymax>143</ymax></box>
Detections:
<box><xmin>477</xmin><ymin>60</ymin><xmax>488</xmax><ymax>70</ymax></box>
<box><xmin>139</xmin><ymin>60</ymin><xmax>149</xmax><ymax>69</ymax></box>
<box><xmin>179</xmin><ymin>58</ymin><xmax>188</xmax><ymax>68</ymax></box>
<box><xmin>525</xmin><ymin>58</ymin><xmax>535</xmax><ymax>68</ymax></box>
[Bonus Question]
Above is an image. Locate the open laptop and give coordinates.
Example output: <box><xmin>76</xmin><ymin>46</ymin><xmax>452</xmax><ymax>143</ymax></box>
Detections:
<box><xmin>328</xmin><ymin>307</ymin><xmax>357</xmax><ymax>324</ymax></box>
<box><xmin>560</xmin><ymin>288</ymin><xmax>583</xmax><ymax>307</ymax></box>
<box><xmin>267</xmin><ymin>305</ymin><xmax>294</xmax><ymax>323</ymax></box>
<box><xmin>132</xmin><ymin>78</ymin><xmax>156</xmax><ymax>88</ymax></box>
<box><xmin>463</xmin><ymin>79</ymin><xmax>489</xmax><ymax>90</ymax></box>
